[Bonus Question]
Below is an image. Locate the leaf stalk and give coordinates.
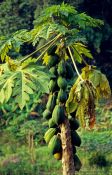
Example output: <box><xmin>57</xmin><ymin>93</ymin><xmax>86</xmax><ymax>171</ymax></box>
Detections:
<box><xmin>68</xmin><ymin>46</ymin><xmax>83</xmax><ymax>81</ymax></box>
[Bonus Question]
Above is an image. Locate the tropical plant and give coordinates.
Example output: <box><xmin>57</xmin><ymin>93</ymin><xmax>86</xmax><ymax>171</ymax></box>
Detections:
<box><xmin>0</xmin><ymin>3</ymin><xmax>111</xmax><ymax>175</ymax></box>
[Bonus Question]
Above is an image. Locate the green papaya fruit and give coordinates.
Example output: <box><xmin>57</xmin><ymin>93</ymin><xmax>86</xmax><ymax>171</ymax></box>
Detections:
<box><xmin>57</xmin><ymin>76</ymin><xmax>67</xmax><ymax>90</ymax></box>
<box><xmin>66</xmin><ymin>62</ymin><xmax>74</xmax><ymax>79</ymax></box>
<box><xmin>70</xmin><ymin>111</ymin><xmax>76</xmax><ymax>118</ymax></box>
<box><xmin>48</xmin><ymin>135</ymin><xmax>62</xmax><ymax>154</ymax></box>
<box><xmin>49</xmin><ymin>118</ymin><xmax>57</xmax><ymax>128</ymax></box>
<box><xmin>49</xmin><ymin>66</ymin><xmax>57</xmax><ymax>76</ymax></box>
<box><xmin>43</xmin><ymin>109</ymin><xmax>51</xmax><ymax>120</ymax></box>
<box><xmin>74</xmin><ymin>154</ymin><xmax>82</xmax><ymax>171</ymax></box>
<box><xmin>57</xmin><ymin>89</ymin><xmax>67</xmax><ymax>103</ymax></box>
<box><xmin>52</xmin><ymin>105</ymin><xmax>66</xmax><ymax>125</ymax></box>
<box><xmin>71</xmin><ymin>131</ymin><xmax>81</xmax><ymax>147</ymax></box>
<box><xmin>44</xmin><ymin>128</ymin><xmax>57</xmax><ymax>144</ymax></box>
<box><xmin>73</xmin><ymin>146</ymin><xmax>76</xmax><ymax>154</ymax></box>
<box><xmin>46</xmin><ymin>94</ymin><xmax>56</xmax><ymax>112</ymax></box>
<box><xmin>69</xmin><ymin>118</ymin><xmax>80</xmax><ymax>130</ymax></box>
<box><xmin>49</xmin><ymin>79</ymin><xmax>58</xmax><ymax>92</ymax></box>
<box><xmin>47</xmin><ymin>45</ymin><xmax>57</xmax><ymax>55</ymax></box>
<box><xmin>57</xmin><ymin>60</ymin><xmax>66</xmax><ymax>76</ymax></box>
<box><xmin>48</xmin><ymin>54</ymin><xmax>59</xmax><ymax>67</ymax></box>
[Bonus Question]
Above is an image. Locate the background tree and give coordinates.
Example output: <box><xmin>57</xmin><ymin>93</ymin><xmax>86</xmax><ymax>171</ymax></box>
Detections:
<box><xmin>0</xmin><ymin>0</ymin><xmax>37</xmax><ymax>36</ymax></box>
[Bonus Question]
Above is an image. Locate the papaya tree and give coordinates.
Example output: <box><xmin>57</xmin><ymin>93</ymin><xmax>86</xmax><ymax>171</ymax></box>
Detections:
<box><xmin>0</xmin><ymin>3</ymin><xmax>111</xmax><ymax>175</ymax></box>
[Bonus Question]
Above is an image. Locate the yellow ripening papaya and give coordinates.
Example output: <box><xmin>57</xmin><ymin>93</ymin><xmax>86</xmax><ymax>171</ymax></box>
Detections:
<box><xmin>54</xmin><ymin>152</ymin><xmax>62</xmax><ymax>160</ymax></box>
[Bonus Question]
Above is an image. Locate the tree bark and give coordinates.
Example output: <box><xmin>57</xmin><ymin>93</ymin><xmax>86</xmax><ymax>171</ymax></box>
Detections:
<box><xmin>60</xmin><ymin>118</ymin><xmax>75</xmax><ymax>175</ymax></box>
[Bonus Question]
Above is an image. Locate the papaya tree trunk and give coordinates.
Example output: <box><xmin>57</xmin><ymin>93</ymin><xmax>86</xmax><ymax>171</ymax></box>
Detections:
<box><xmin>60</xmin><ymin>118</ymin><xmax>75</xmax><ymax>175</ymax></box>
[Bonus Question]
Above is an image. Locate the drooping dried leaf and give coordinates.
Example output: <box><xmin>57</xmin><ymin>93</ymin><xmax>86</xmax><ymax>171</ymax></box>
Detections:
<box><xmin>81</xmin><ymin>66</ymin><xmax>111</xmax><ymax>98</ymax></box>
<box><xmin>66</xmin><ymin>79</ymin><xmax>96</xmax><ymax>128</ymax></box>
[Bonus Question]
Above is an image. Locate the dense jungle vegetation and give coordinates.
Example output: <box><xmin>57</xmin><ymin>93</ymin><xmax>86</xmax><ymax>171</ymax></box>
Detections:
<box><xmin>0</xmin><ymin>1</ymin><xmax>112</xmax><ymax>175</ymax></box>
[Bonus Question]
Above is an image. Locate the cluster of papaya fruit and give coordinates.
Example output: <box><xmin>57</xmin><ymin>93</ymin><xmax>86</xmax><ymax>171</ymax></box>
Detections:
<box><xmin>43</xmin><ymin>46</ymin><xmax>82</xmax><ymax>170</ymax></box>
<box><xmin>68</xmin><ymin>113</ymin><xmax>82</xmax><ymax>171</ymax></box>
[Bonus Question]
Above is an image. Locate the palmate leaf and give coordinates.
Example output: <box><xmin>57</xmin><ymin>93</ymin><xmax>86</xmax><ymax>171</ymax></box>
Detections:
<box><xmin>0</xmin><ymin>72</ymin><xmax>14</xmax><ymax>103</ymax></box>
<box><xmin>12</xmin><ymin>66</ymin><xmax>49</xmax><ymax>109</ymax></box>
<box><xmin>32</xmin><ymin>23</ymin><xmax>68</xmax><ymax>46</ymax></box>
<box><xmin>0</xmin><ymin>39</ymin><xmax>12</xmax><ymax>62</ymax></box>
<box><xmin>34</xmin><ymin>3</ymin><xmax>77</xmax><ymax>26</ymax></box>
<box><xmin>66</xmin><ymin>32</ymin><xmax>87</xmax><ymax>47</ymax></box>
<box><xmin>33</xmin><ymin>3</ymin><xmax>103</xmax><ymax>48</ymax></box>
<box><xmin>73</xmin><ymin>12</ymin><xmax>104</xmax><ymax>29</ymax></box>
<box><xmin>0</xmin><ymin>62</ymin><xmax>50</xmax><ymax>109</ymax></box>
<box><xmin>0</xmin><ymin>29</ymin><xmax>33</xmax><ymax>62</ymax></box>
<box><xmin>12</xmin><ymin>70</ymin><xmax>35</xmax><ymax>109</ymax></box>
<box><xmin>0</xmin><ymin>63</ymin><xmax>15</xmax><ymax>103</ymax></box>
<box><xmin>71</xmin><ymin>43</ymin><xmax>93</xmax><ymax>63</ymax></box>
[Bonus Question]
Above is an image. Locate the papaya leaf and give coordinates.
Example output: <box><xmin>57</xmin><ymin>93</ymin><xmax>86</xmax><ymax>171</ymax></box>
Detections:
<box><xmin>71</xmin><ymin>43</ymin><xmax>93</xmax><ymax>63</ymax></box>
<box><xmin>81</xmin><ymin>66</ymin><xmax>111</xmax><ymax>98</ymax></box>
<box><xmin>66</xmin><ymin>80</ymin><xmax>96</xmax><ymax>128</ymax></box>
<box><xmin>74</xmin><ymin>12</ymin><xmax>104</xmax><ymax>29</ymax></box>
<box><xmin>0</xmin><ymin>63</ymin><xmax>50</xmax><ymax>109</ymax></box>
<box><xmin>66</xmin><ymin>66</ymin><xmax>111</xmax><ymax>128</ymax></box>
<box><xmin>0</xmin><ymin>29</ymin><xmax>33</xmax><ymax>62</ymax></box>
<box><xmin>0</xmin><ymin>65</ymin><xmax>15</xmax><ymax>103</ymax></box>
<box><xmin>33</xmin><ymin>3</ymin><xmax>103</xmax><ymax>50</ymax></box>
